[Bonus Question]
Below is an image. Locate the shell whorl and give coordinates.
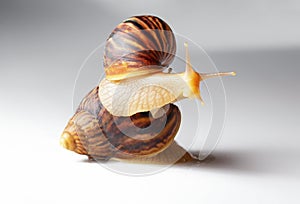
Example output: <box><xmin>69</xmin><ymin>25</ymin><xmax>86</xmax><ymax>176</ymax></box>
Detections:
<box><xmin>61</xmin><ymin>87</ymin><xmax>186</xmax><ymax>162</ymax></box>
<box><xmin>104</xmin><ymin>15</ymin><xmax>176</xmax><ymax>81</ymax></box>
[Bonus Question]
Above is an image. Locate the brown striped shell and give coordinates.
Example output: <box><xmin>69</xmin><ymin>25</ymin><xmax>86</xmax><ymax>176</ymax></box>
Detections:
<box><xmin>104</xmin><ymin>15</ymin><xmax>176</xmax><ymax>81</ymax></box>
<box><xmin>61</xmin><ymin>87</ymin><xmax>194</xmax><ymax>163</ymax></box>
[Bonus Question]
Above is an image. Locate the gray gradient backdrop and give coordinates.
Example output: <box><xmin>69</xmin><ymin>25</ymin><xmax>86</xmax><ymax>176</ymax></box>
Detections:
<box><xmin>1</xmin><ymin>0</ymin><xmax>300</xmax><ymax>203</ymax></box>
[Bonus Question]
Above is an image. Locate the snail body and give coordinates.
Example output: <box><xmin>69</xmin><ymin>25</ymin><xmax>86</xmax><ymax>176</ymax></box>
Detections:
<box><xmin>60</xmin><ymin>15</ymin><xmax>235</xmax><ymax>164</ymax></box>
<box><xmin>99</xmin><ymin>65</ymin><xmax>199</xmax><ymax>117</ymax></box>
<box><xmin>100</xmin><ymin>42</ymin><xmax>234</xmax><ymax>116</ymax></box>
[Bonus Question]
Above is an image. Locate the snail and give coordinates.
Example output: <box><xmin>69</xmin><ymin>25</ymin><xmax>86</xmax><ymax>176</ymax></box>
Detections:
<box><xmin>60</xmin><ymin>15</ymin><xmax>235</xmax><ymax>164</ymax></box>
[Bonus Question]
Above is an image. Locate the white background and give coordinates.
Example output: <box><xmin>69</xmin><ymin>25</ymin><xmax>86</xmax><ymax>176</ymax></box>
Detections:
<box><xmin>1</xmin><ymin>0</ymin><xmax>300</xmax><ymax>203</ymax></box>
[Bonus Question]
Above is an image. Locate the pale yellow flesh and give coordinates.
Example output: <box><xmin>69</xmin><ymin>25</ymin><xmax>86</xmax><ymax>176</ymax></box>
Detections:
<box><xmin>99</xmin><ymin>43</ymin><xmax>236</xmax><ymax>117</ymax></box>
<box><xmin>99</xmin><ymin>72</ymin><xmax>193</xmax><ymax>117</ymax></box>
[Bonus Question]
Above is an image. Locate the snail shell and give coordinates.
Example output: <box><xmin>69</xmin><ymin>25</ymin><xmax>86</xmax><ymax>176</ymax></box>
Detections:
<box><xmin>61</xmin><ymin>87</ymin><xmax>194</xmax><ymax>163</ymax></box>
<box><xmin>104</xmin><ymin>15</ymin><xmax>176</xmax><ymax>81</ymax></box>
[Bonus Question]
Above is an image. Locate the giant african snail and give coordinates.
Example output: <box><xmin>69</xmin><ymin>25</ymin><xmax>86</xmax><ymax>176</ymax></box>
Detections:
<box><xmin>60</xmin><ymin>15</ymin><xmax>235</xmax><ymax>164</ymax></box>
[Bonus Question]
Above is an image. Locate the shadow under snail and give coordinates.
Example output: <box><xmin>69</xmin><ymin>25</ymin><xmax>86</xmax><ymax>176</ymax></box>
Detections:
<box><xmin>60</xmin><ymin>15</ymin><xmax>235</xmax><ymax>164</ymax></box>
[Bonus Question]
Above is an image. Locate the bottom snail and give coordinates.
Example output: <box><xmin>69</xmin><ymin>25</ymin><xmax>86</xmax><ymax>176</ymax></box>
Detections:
<box><xmin>60</xmin><ymin>87</ymin><xmax>195</xmax><ymax>164</ymax></box>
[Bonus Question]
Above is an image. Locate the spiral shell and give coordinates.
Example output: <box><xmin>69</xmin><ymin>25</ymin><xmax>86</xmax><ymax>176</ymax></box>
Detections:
<box><xmin>60</xmin><ymin>87</ymin><xmax>194</xmax><ymax>163</ymax></box>
<box><xmin>104</xmin><ymin>15</ymin><xmax>176</xmax><ymax>81</ymax></box>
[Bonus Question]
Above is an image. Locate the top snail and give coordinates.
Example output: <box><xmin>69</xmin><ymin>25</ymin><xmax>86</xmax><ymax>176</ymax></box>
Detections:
<box><xmin>60</xmin><ymin>15</ymin><xmax>235</xmax><ymax>163</ymax></box>
<box><xmin>99</xmin><ymin>15</ymin><xmax>235</xmax><ymax>116</ymax></box>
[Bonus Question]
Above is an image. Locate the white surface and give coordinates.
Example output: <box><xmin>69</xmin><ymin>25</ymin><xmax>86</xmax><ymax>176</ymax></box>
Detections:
<box><xmin>1</xmin><ymin>136</ymin><xmax>300</xmax><ymax>204</ymax></box>
<box><xmin>1</xmin><ymin>0</ymin><xmax>300</xmax><ymax>203</ymax></box>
